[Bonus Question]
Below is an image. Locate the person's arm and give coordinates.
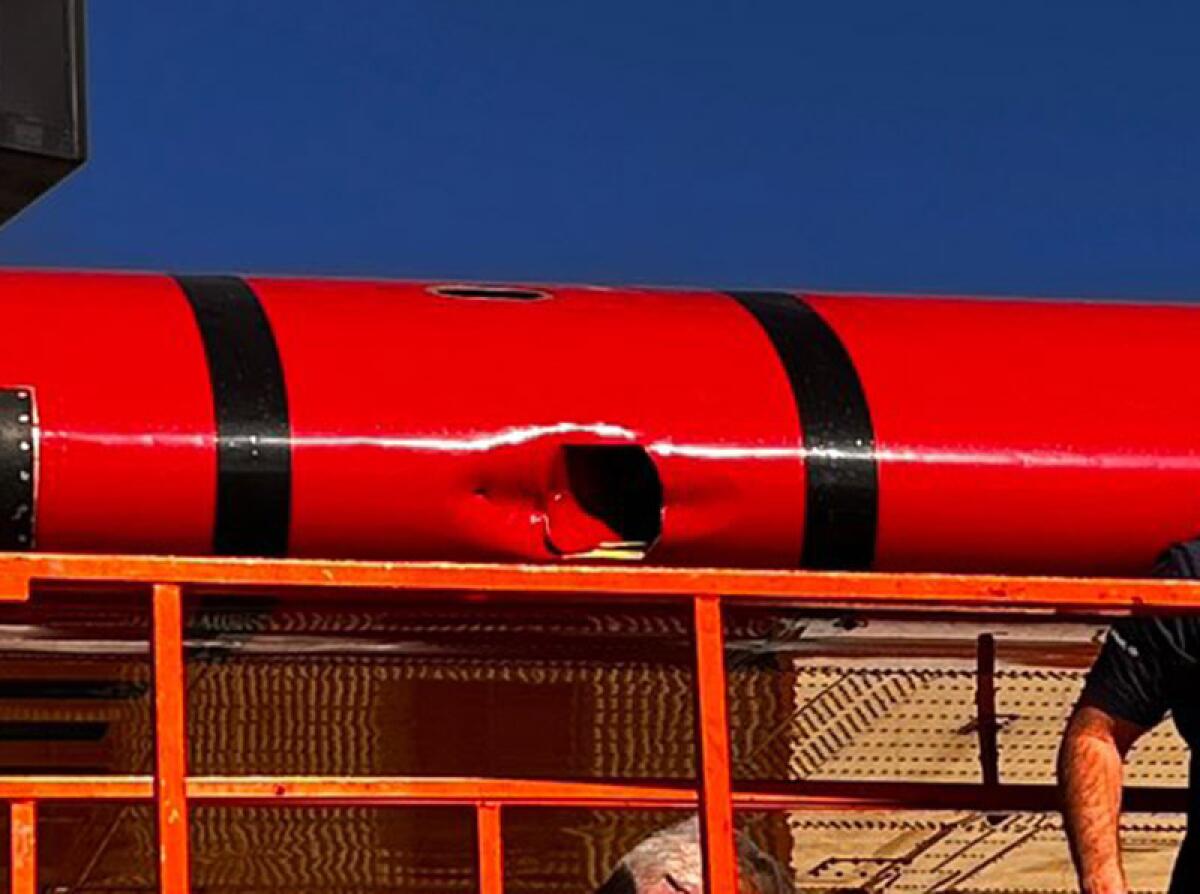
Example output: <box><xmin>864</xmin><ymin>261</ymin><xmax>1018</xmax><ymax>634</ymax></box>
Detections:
<box><xmin>1058</xmin><ymin>703</ymin><xmax>1147</xmax><ymax>894</ymax></box>
<box><xmin>1059</xmin><ymin>543</ymin><xmax>1199</xmax><ymax>892</ymax></box>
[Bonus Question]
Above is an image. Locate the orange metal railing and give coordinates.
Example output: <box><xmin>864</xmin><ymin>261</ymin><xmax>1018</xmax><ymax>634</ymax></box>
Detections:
<box><xmin>0</xmin><ymin>553</ymin><xmax>1198</xmax><ymax>891</ymax></box>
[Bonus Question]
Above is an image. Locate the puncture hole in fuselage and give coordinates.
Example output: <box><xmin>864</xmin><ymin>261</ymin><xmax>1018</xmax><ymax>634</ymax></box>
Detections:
<box><xmin>545</xmin><ymin>444</ymin><xmax>663</xmax><ymax>561</ymax></box>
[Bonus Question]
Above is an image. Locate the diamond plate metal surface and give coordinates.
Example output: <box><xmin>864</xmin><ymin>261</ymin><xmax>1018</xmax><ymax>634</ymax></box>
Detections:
<box><xmin>789</xmin><ymin>811</ymin><xmax>1183</xmax><ymax>893</ymax></box>
<box><xmin>725</xmin><ymin>616</ymin><xmax>1191</xmax><ymax>790</ymax></box>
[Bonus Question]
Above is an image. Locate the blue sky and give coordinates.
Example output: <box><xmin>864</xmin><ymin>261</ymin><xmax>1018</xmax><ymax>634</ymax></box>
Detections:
<box><xmin>1</xmin><ymin>1</ymin><xmax>1197</xmax><ymax>299</ymax></box>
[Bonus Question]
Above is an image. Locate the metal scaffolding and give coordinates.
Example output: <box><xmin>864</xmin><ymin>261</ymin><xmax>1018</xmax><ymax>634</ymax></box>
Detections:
<box><xmin>0</xmin><ymin>552</ymin><xmax>1195</xmax><ymax>891</ymax></box>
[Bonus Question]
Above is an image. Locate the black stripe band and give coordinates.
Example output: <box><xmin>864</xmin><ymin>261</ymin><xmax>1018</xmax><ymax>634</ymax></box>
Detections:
<box><xmin>176</xmin><ymin>275</ymin><xmax>291</xmax><ymax>556</ymax></box>
<box><xmin>727</xmin><ymin>291</ymin><xmax>878</xmax><ymax>570</ymax></box>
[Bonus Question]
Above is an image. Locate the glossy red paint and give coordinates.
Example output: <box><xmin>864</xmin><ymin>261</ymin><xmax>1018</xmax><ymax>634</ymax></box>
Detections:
<box><xmin>0</xmin><ymin>272</ymin><xmax>215</xmax><ymax>554</ymax></box>
<box><xmin>811</xmin><ymin>294</ymin><xmax>1200</xmax><ymax>574</ymax></box>
<box><xmin>0</xmin><ymin>270</ymin><xmax>1197</xmax><ymax>573</ymax></box>
<box><xmin>250</xmin><ymin>278</ymin><xmax>803</xmax><ymax>566</ymax></box>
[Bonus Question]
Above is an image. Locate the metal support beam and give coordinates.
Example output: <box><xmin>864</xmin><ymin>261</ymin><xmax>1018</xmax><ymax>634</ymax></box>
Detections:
<box><xmin>152</xmin><ymin>583</ymin><xmax>190</xmax><ymax>892</ymax></box>
<box><xmin>477</xmin><ymin>803</ymin><xmax>504</xmax><ymax>894</ymax></box>
<box><xmin>9</xmin><ymin>800</ymin><xmax>35</xmax><ymax>894</ymax></box>
<box><xmin>976</xmin><ymin>633</ymin><xmax>1000</xmax><ymax>787</ymax></box>
<box><xmin>693</xmin><ymin>594</ymin><xmax>739</xmax><ymax>893</ymax></box>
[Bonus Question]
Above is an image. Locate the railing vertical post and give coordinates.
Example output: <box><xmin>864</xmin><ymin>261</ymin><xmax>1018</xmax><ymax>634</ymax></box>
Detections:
<box><xmin>976</xmin><ymin>633</ymin><xmax>1000</xmax><ymax>787</ymax></box>
<box><xmin>692</xmin><ymin>594</ymin><xmax>739</xmax><ymax>892</ymax></box>
<box><xmin>152</xmin><ymin>583</ymin><xmax>191</xmax><ymax>893</ymax></box>
<box><xmin>9</xmin><ymin>801</ymin><xmax>35</xmax><ymax>894</ymax></box>
<box><xmin>477</xmin><ymin>802</ymin><xmax>504</xmax><ymax>894</ymax></box>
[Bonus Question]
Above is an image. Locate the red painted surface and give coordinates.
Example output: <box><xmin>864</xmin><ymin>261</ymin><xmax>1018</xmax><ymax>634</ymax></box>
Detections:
<box><xmin>1</xmin><ymin>269</ymin><xmax>1198</xmax><ymax>573</ymax></box>
<box><xmin>251</xmin><ymin>278</ymin><xmax>802</xmax><ymax>567</ymax></box>
<box><xmin>0</xmin><ymin>272</ymin><xmax>215</xmax><ymax>555</ymax></box>
<box><xmin>811</xmin><ymin>294</ymin><xmax>1200</xmax><ymax>573</ymax></box>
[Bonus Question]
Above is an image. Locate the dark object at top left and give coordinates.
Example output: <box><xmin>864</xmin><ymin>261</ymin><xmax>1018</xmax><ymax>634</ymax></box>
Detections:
<box><xmin>0</xmin><ymin>0</ymin><xmax>85</xmax><ymax>225</ymax></box>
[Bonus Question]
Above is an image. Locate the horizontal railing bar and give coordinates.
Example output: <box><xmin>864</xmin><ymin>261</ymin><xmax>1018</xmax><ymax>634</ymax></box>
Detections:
<box><xmin>0</xmin><ymin>776</ymin><xmax>689</xmax><ymax>805</ymax></box>
<box><xmin>0</xmin><ymin>552</ymin><xmax>1196</xmax><ymax>614</ymax></box>
<box><xmin>0</xmin><ymin>776</ymin><xmax>1182</xmax><ymax>812</ymax></box>
<box><xmin>0</xmin><ymin>777</ymin><xmax>152</xmax><ymax>799</ymax></box>
<box><xmin>189</xmin><ymin>777</ymin><xmax>697</xmax><ymax>807</ymax></box>
<box><xmin>737</xmin><ymin>780</ymin><xmax>1185</xmax><ymax>813</ymax></box>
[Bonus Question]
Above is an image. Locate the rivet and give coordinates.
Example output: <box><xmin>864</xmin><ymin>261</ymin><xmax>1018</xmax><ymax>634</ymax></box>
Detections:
<box><xmin>16</xmin><ymin>414</ymin><xmax>29</xmax><ymax>424</ymax></box>
<box><xmin>18</xmin><ymin>471</ymin><xmax>29</xmax><ymax>482</ymax></box>
<box><xmin>18</xmin><ymin>442</ymin><xmax>29</xmax><ymax>452</ymax></box>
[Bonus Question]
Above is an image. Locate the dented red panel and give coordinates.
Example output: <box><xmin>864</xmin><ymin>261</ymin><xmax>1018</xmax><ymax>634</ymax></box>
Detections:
<box><xmin>250</xmin><ymin>279</ymin><xmax>804</xmax><ymax>566</ymax></box>
<box><xmin>0</xmin><ymin>270</ymin><xmax>1196</xmax><ymax>575</ymax></box>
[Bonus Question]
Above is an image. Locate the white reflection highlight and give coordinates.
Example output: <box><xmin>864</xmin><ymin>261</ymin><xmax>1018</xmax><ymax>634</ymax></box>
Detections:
<box><xmin>285</xmin><ymin>422</ymin><xmax>638</xmax><ymax>453</ymax></box>
<box><xmin>52</xmin><ymin>422</ymin><xmax>637</xmax><ymax>453</ymax></box>
<box><xmin>44</xmin><ymin>428</ymin><xmax>1200</xmax><ymax>470</ymax></box>
<box><xmin>649</xmin><ymin>442</ymin><xmax>804</xmax><ymax>460</ymax></box>
<box><xmin>652</xmin><ymin>441</ymin><xmax>1200</xmax><ymax>470</ymax></box>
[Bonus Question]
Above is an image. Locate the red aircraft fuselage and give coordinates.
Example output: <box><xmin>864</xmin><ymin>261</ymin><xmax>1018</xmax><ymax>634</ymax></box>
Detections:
<box><xmin>0</xmin><ymin>270</ymin><xmax>1192</xmax><ymax>575</ymax></box>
